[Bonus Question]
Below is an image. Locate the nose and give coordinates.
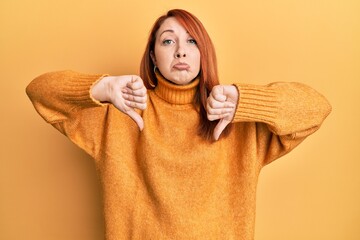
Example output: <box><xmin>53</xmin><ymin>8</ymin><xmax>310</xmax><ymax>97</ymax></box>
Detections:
<box><xmin>174</xmin><ymin>44</ymin><xmax>186</xmax><ymax>59</ymax></box>
<box><xmin>175</xmin><ymin>52</ymin><xmax>186</xmax><ymax>58</ymax></box>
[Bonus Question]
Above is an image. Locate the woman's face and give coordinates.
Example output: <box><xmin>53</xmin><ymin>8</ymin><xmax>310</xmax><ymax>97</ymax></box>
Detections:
<box><xmin>151</xmin><ymin>17</ymin><xmax>201</xmax><ymax>85</ymax></box>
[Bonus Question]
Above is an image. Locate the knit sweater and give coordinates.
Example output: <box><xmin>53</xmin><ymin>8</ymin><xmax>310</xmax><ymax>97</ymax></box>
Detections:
<box><xmin>26</xmin><ymin>70</ymin><xmax>331</xmax><ymax>240</ymax></box>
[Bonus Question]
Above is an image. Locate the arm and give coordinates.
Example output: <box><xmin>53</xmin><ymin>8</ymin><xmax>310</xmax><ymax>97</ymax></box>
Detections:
<box><xmin>26</xmin><ymin>70</ymin><xmax>147</xmax><ymax>158</ymax></box>
<box><xmin>207</xmin><ymin>82</ymin><xmax>332</xmax><ymax>165</ymax></box>
<box><xmin>26</xmin><ymin>70</ymin><xmax>107</xmax><ymax>124</ymax></box>
<box><xmin>232</xmin><ymin>82</ymin><xmax>331</xmax><ymax>135</ymax></box>
<box><xmin>233</xmin><ymin>82</ymin><xmax>331</xmax><ymax>165</ymax></box>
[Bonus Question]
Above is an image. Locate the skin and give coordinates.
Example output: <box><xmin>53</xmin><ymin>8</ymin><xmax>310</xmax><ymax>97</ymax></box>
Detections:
<box><xmin>91</xmin><ymin>17</ymin><xmax>239</xmax><ymax>140</ymax></box>
<box><xmin>207</xmin><ymin>85</ymin><xmax>239</xmax><ymax>140</ymax></box>
<box><xmin>150</xmin><ymin>17</ymin><xmax>201</xmax><ymax>85</ymax></box>
<box><xmin>91</xmin><ymin>75</ymin><xmax>147</xmax><ymax>130</ymax></box>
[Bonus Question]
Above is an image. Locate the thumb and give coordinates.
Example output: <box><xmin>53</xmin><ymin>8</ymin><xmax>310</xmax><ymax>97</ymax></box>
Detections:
<box><xmin>213</xmin><ymin>119</ymin><xmax>231</xmax><ymax>141</ymax></box>
<box><xmin>126</xmin><ymin>109</ymin><xmax>144</xmax><ymax>131</ymax></box>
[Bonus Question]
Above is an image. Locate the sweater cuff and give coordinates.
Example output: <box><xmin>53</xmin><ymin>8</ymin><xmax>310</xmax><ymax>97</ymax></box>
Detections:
<box><xmin>62</xmin><ymin>70</ymin><xmax>108</xmax><ymax>108</ymax></box>
<box><xmin>232</xmin><ymin>83</ymin><xmax>280</xmax><ymax>125</ymax></box>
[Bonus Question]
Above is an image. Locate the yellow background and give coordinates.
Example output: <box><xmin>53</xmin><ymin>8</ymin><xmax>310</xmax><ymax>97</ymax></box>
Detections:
<box><xmin>1</xmin><ymin>0</ymin><xmax>359</xmax><ymax>239</ymax></box>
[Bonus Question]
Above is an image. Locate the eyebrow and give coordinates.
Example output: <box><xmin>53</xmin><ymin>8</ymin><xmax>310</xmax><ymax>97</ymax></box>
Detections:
<box><xmin>159</xmin><ymin>29</ymin><xmax>174</xmax><ymax>37</ymax></box>
<box><xmin>159</xmin><ymin>29</ymin><xmax>190</xmax><ymax>38</ymax></box>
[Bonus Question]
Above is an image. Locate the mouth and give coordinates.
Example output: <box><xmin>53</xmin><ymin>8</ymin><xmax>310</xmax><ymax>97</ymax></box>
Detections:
<box><xmin>173</xmin><ymin>62</ymin><xmax>190</xmax><ymax>70</ymax></box>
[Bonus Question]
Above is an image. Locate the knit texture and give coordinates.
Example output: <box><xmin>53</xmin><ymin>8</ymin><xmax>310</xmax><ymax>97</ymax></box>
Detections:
<box><xmin>26</xmin><ymin>70</ymin><xmax>331</xmax><ymax>240</ymax></box>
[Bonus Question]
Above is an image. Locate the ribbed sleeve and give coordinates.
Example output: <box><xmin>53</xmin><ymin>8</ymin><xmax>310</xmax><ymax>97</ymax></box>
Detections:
<box><xmin>26</xmin><ymin>70</ymin><xmax>108</xmax><ymax>123</ymax></box>
<box><xmin>61</xmin><ymin>72</ymin><xmax>106</xmax><ymax>106</ymax></box>
<box><xmin>232</xmin><ymin>83</ymin><xmax>279</xmax><ymax>125</ymax></box>
<box><xmin>232</xmin><ymin>82</ymin><xmax>332</xmax><ymax>136</ymax></box>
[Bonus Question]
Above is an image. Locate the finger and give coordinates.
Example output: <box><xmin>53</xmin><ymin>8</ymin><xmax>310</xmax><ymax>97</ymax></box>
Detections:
<box><xmin>122</xmin><ymin>87</ymin><xmax>147</xmax><ymax>97</ymax></box>
<box><xmin>213</xmin><ymin>119</ymin><xmax>231</xmax><ymax>141</ymax></box>
<box><xmin>207</xmin><ymin>98</ymin><xmax>223</xmax><ymax>109</ymax></box>
<box><xmin>123</xmin><ymin>93</ymin><xmax>147</xmax><ymax>103</ymax></box>
<box><xmin>207</xmin><ymin>98</ymin><xmax>235</xmax><ymax>110</ymax></box>
<box><xmin>207</xmin><ymin>113</ymin><xmax>230</xmax><ymax>121</ymax></box>
<box><xmin>127</xmin><ymin>76</ymin><xmax>145</xmax><ymax>90</ymax></box>
<box><xmin>211</xmin><ymin>86</ymin><xmax>227</xmax><ymax>102</ymax></box>
<box><xmin>125</xmin><ymin>109</ymin><xmax>144</xmax><ymax>131</ymax></box>
<box><xmin>206</xmin><ymin>107</ymin><xmax>233</xmax><ymax>115</ymax></box>
<box><xmin>125</xmin><ymin>100</ymin><xmax>147</xmax><ymax>110</ymax></box>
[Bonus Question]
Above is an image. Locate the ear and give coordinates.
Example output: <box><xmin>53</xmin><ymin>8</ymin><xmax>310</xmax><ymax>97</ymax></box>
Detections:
<box><xmin>150</xmin><ymin>51</ymin><xmax>156</xmax><ymax>65</ymax></box>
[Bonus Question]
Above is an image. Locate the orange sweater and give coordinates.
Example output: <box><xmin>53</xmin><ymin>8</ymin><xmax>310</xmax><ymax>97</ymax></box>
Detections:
<box><xmin>26</xmin><ymin>70</ymin><xmax>331</xmax><ymax>240</ymax></box>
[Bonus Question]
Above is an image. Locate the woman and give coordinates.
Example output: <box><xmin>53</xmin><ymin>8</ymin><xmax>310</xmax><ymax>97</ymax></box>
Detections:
<box><xmin>26</xmin><ymin>9</ymin><xmax>331</xmax><ymax>240</ymax></box>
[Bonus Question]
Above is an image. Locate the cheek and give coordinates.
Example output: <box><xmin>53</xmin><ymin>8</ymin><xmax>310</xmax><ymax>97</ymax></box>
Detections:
<box><xmin>155</xmin><ymin>49</ymin><xmax>171</xmax><ymax>66</ymax></box>
<box><xmin>194</xmin><ymin>51</ymin><xmax>201</xmax><ymax>69</ymax></box>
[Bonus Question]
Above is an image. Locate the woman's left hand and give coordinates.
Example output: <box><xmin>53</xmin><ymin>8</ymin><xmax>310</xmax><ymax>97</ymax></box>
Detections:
<box><xmin>207</xmin><ymin>85</ymin><xmax>239</xmax><ymax>140</ymax></box>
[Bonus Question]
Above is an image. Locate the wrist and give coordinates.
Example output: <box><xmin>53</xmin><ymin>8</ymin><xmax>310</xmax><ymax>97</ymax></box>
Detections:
<box><xmin>91</xmin><ymin>76</ymin><xmax>113</xmax><ymax>103</ymax></box>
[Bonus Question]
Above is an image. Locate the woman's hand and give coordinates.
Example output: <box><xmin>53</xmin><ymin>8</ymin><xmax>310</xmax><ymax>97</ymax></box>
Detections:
<box><xmin>207</xmin><ymin>85</ymin><xmax>239</xmax><ymax>140</ymax></box>
<box><xmin>91</xmin><ymin>75</ymin><xmax>147</xmax><ymax>130</ymax></box>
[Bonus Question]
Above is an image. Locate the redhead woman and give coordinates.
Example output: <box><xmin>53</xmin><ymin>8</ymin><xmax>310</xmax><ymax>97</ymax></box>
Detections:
<box><xmin>26</xmin><ymin>9</ymin><xmax>331</xmax><ymax>240</ymax></box>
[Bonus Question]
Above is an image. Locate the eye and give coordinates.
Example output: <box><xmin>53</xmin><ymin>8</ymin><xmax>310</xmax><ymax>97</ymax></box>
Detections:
<box><xmin>162</xmin><ymin>39</ymin><xmax>174</xmax><ymax>45</ymax></box>
<box><xmin>188</xmin><ymin>39</ymin><xmax>197</xmax><ymax>45</ymax></box>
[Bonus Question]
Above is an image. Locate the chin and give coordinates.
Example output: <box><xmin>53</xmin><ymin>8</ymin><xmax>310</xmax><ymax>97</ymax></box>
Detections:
<box><xmin>169</xmin><ymin>74</ymin><xmax>195</xmax><ymax>85</ymax></box>
<box><xmin>170</xmin><ymin>78</ymin><xmax>193</xmax><ymax>85</ymax></box>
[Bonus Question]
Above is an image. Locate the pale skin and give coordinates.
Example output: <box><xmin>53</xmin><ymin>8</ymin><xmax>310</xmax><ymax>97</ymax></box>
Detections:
<box><xmin>91</xmin><ymin>17</ymin><xmax>239</xmax><ymax>140</ymax></box>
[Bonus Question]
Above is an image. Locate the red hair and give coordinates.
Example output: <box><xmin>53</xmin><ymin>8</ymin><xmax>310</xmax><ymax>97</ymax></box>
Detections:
<box><xmin>140</xmin><ymin>9</ymin><xmax>231</xmax><ymax>140</ymax></box>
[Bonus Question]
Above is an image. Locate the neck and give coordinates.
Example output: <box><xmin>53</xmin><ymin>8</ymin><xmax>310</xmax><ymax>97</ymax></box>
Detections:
<box><xmin>154</xmin><ymin>72</ymin><xmax>200</xmax><ymax>105</ymax></box>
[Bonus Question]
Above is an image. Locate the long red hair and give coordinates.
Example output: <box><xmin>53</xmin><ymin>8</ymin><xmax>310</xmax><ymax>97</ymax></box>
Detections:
<box><xmin>140</xmin><ymin>9</ymin><xmax>230</xmax><ymax>140</ymax></box>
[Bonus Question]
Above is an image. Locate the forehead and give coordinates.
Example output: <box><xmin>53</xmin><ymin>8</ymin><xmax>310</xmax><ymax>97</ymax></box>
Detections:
<box><xmin>157</xmin><ymin>17</ymin><xmax>188</xmax><ymax>37</ymax></box>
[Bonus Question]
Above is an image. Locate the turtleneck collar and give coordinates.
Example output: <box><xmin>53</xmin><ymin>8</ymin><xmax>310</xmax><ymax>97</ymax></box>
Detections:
<box><xmin>154</xmin><ymin>71</ymin><xmax>200</xmax><ymax>105</ymax></box>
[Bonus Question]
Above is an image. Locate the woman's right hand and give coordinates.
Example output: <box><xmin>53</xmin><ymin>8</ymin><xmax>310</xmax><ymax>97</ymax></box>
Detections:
<box><xmin>91</xmin><ymin>75</ymin><xmax>147</xmax><ymax>131</ymax></box>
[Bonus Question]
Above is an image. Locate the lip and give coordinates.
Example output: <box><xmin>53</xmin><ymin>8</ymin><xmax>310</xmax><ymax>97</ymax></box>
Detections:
<box><xmin>173</xmin><ymin>62</ymin><xmax>190</xmax><ymax>70</ymax></box>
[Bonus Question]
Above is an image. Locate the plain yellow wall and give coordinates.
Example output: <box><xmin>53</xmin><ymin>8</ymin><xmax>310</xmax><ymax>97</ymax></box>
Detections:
<box><xmin>1</xmin><ymin>0</ymin><xmax>359</xmax><ymax>239</ymax></box>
